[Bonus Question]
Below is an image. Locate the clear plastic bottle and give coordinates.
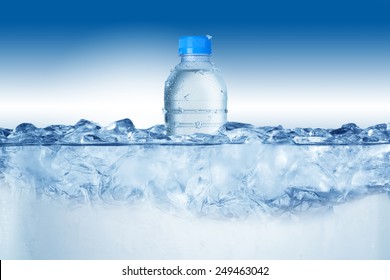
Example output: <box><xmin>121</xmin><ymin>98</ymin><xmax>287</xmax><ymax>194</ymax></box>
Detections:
<box><xmin>164</xmin><ymin>35</ymin><xmax>228</xmax><ymax>135</ymax></box>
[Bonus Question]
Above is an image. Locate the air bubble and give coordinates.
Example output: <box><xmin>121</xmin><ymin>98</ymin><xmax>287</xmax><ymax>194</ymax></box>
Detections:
<box><xmin>194</xmin><ymin>121</ymin><xmax>203</xmax><ymax>129</ymax></box>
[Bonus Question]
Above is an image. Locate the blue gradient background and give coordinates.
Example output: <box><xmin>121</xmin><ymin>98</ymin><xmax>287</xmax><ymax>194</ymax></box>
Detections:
<box><xmin>1</xmin><ymin>0</ymin><xmax>389</xmax><ymax>129</ymax></box>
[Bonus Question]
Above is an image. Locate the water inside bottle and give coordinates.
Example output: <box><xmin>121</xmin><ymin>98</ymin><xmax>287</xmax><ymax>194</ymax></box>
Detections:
<box><xmin>164</xmin><ymin>68</ymin><xmax>227</xmax><ymax>135</ymax></box>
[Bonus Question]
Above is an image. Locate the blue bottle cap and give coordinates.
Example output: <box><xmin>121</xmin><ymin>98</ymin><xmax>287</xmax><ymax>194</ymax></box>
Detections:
<box><xmin>178</xmin><ymin>35</ymin><xmax>212</xmax><ymax>55</ymax></box>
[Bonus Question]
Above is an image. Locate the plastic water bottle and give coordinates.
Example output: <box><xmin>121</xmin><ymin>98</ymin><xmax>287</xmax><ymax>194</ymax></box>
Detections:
<box><xmin>164</xmin><ymin>35</ymin><xmax>228</xmax><ymax>135</ymax></box>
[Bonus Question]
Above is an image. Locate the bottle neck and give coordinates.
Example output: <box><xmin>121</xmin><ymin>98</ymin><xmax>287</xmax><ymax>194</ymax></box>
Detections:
<box><xmin>180</xmin><ymin>54</ymin><xmax>211</xmax><ymax>63</ymax></box>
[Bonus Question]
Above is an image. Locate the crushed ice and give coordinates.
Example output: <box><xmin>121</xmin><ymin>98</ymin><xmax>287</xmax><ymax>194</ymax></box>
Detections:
<box><xmin>1</xmin><ymin>119</ymin><xmax>390</xmax><ymax>145</ymax></box>
<box><xmin>1</xmin><ymin>119</ymin><xmax>390</xmax><ymax>218</ymax></box>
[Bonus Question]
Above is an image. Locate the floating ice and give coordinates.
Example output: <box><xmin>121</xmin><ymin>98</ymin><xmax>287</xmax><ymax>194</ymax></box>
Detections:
<box><xmin>1</xmin><ymin>119</ymin><xmax>390</xmax><ymax>146</ymax></box>
<box><xmin>1</xmin><ymin>119</ymin><xmax>390</xmax><ymax>218</ymax></box>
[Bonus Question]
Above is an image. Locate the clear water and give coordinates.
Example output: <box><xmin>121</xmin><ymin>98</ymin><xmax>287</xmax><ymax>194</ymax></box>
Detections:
<box><xmin>164</xmin><ymin>55</ymin><xmax>227</xmax><ymax>135</ymax></box>
<box><xmin>1</xmin><ymin>119</ymin><xmax>390</xmax><ymax>259</ymax></box>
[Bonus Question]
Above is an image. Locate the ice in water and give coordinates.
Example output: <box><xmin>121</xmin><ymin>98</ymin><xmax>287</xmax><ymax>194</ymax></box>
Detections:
<box><xmin>0</xmin><ymin>119</ymin><xmax>390</xmax><ymax>259</ymax></box>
